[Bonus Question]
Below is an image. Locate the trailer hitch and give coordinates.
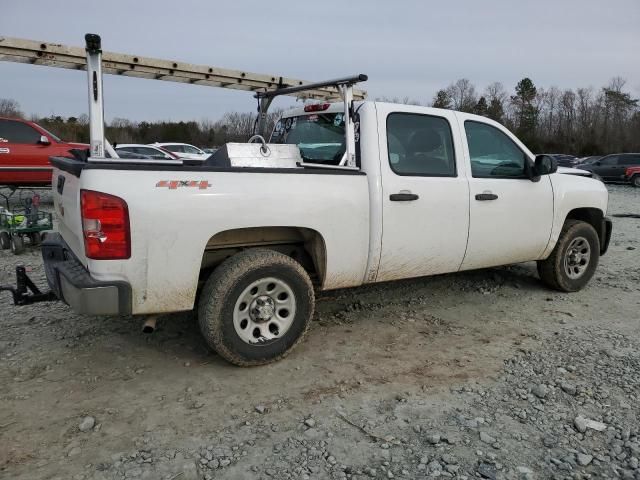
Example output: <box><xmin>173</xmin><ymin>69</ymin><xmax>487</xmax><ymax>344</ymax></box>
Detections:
<box><xmin>0</xmin><ymin>266</ymin><xmax>58</xmax><ymax>306</ymax></box>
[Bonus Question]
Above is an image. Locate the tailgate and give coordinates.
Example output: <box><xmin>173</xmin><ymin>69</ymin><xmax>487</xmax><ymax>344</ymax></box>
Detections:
<box><xmin>52</xmin><ymin>167</ymin><xmax>86</xmax><ymax>263</ymax></box>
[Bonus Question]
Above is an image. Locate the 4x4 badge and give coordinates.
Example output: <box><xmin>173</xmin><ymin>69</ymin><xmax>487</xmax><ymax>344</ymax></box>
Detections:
<box><xmin>156</xmin><ymin>180</ymin><xmax>211</xmax><ymax>190</ymax></box>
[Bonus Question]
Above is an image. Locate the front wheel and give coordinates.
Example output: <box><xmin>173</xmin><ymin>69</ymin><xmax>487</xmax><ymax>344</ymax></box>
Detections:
<box><xmin>198</xmin><ymin>249</ymin><xmax>315</xmax><ymax>366</ymax></box>
<box><xmin>537</xmin><ymin>220</ymin><xmax>600</xmax><ymax>292</ymax></box>
<box><xmin>631</xmin><ymin>175</ymin><xmax>640</xmax><ymax>188</ymax></box>
<box><xmin>0</xmin><ymin>231</ymin><xmax>10</xmax><ymax>250</ymax></box>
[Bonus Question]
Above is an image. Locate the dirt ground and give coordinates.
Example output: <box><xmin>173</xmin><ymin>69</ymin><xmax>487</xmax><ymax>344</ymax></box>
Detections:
<box><xmin>0</xmin><ymin>185</ymin><xmax>638</xmax><ymax>480</ymax></box>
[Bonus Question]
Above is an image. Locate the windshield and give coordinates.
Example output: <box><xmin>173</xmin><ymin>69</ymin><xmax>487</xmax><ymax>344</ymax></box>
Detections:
<box><xmin>270</xmin><ymin>113</ymin><xmax>345</xmax><ymax>164</ymax></box>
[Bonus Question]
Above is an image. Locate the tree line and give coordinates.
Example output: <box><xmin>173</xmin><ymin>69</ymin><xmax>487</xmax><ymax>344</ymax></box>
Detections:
<box><xmin>426</xmin><ymin>76</ymin><xmax>639</xmax><ymax>154</ymax></box>
<box><xmin>1</xmin><ymin>75</ymin><xmax>638</xmax><ymax>154</ymax></box>
<box><xmin>0</xmin><ymin>98</ymin><xmax>282</xmax><ymax>148</ymax></box>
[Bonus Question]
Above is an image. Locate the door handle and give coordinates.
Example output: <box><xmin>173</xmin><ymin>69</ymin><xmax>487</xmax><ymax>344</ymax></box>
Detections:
<box><xmin>390</xmin><ymin>193</ymin><xmax>419</xmax><ymax>201</ymax></box>
<box><xmin>475</xmin><ymin>193</ymin><xmax>498</xmax><ymax>201</ymax></box>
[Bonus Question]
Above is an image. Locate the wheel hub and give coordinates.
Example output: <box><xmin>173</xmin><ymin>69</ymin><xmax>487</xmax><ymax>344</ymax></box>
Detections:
<box><xmin>250</xmin><ymin>295</ymin><xmax>275</xmax><ymax>322</ymax></box>
<box><xmin>564</xmin><ymin>236</ymin><xmax>591</xmax><ymax>279</ymax></box>
<box><xmin>232</xmin><ymin>277</ymin><xmax>297</xmax><ymax>345</ymax></box>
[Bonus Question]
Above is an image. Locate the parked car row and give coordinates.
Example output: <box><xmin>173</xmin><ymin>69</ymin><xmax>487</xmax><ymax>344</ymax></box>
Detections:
<box><xmin>540</xmin><ymin>152</ymin><xmax>640</xmax><ymax>186</ymax></box>
<box><xmin>0</xmin><ymin>117</ymin><xmax>220</xmax><ymax>186</ymax></box>
<box><xmin>1</xmin><ymin>115</ymin><xmax>637</xmax><ymax>188</ymax></box>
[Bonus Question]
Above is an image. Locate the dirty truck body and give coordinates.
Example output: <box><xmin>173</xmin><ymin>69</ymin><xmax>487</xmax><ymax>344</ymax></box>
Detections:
<box><xmin>40</xmin><ymin>35</ymin><xmax>612</xmax><ymax>366</ymax></box>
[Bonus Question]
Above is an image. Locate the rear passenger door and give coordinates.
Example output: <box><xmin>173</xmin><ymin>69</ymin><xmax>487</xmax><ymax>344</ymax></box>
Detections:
<box><xmin>459</xmin><ymin>117</ymin><xmax>553</xmax><ymax>270</ymax></box>
<box><xmin>376</xmin><ymin>105</ymin><xmax>470</xmax><ymax>282</ymax></box>
<box><xmin>595</xmin><ymin>155</ymin><xmax>620</xmax><ymax>180</ymax></box>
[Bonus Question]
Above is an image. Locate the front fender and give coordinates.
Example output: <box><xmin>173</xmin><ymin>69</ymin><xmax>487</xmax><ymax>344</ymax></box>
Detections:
<box><xmin>541</xmin><ymin>173</ymin><xmax>609</xmax><ymax>259</ymax></box>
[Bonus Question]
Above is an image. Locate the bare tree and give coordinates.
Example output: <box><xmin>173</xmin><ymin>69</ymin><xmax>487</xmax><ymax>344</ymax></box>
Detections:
<box><xmin>446</xmin><ymin>79</ymin><xmax>477</xmax><ymax>112</ymax></box>
<box><xmin>0</xmin><ymin>98</ymin><xmax>23</xmax><ymax>118</ymax></box>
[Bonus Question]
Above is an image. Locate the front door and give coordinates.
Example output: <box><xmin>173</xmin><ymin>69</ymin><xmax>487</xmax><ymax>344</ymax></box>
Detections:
<box><xmin>376</xmin><ymin>105</ymin><xmax>470</xmax><ymax>282</ymax></box>
<box><xmin>460</xmin><ymin>118</ymin><xmax>554</xmax><ymax>271</ymax></box>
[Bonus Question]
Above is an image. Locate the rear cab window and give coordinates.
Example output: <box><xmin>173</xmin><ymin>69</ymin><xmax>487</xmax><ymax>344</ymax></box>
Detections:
<box><xmin>270</xmin><ymin>111</ymin><xmax>346</xmax><ymax>165</ymax></box>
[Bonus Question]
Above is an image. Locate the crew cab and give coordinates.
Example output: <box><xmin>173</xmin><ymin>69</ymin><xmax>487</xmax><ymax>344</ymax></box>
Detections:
<box><xmin>0</xmin><ymin>117</ymin><xmax>88</xmax><ymax>186</ymax></box>
<box><xmin>42</xmin><ymin>97</ymin><xmax>613</xmax><ymax>366</ymax></box>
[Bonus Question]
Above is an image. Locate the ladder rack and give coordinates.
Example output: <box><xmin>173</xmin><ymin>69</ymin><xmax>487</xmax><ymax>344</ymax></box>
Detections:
<box><xmin>0</xmin><ymin>36</ymin><xmax>367</xmax><ymax>101</ymax></box>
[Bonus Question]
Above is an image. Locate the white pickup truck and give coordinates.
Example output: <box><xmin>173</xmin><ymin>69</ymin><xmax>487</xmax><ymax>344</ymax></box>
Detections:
<box><xmin>19</xmin><ymin>37</ymin><xmax>610</xmax><ymax>366</ymax></box>
<box><xmin>40</xmin><ymin>94</ymin><xmax>612</xmax><ymax>365</ymax></box>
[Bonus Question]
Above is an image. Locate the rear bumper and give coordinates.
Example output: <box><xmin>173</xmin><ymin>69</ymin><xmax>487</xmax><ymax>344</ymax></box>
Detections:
<box><xmin>600</xmin><ymin>217</ymin><xmax>612</xmax><ymax>255</ymax></box>
<box><xmin>42</xmin><ymin>233</ymin><xmax>132</xmax><ymax>315</ymax></box>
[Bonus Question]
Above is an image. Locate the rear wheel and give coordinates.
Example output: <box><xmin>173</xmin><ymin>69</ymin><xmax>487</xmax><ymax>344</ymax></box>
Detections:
<box><xmin>537</xmin><ymin>220</ymin><xmax>599</xmax><ymax>292</ymax></box>
<box><xmin>632</xmin><ymin>175</ymin><xmax>640</xmax><ymax>188</ymax></box>
<box><xmin>198</xmin><ymin>249</ymin><xmax>314</xmax><ymax>366</ymax></box>
<box><xmin>0</xmin><ymin>232</ymin><xmax>10</xmax><ymax>250</ymax></box>
<box><xmin>10</xmin><ymin>235</ymin><xmax>24</xmax><ymax>255</ymax></box>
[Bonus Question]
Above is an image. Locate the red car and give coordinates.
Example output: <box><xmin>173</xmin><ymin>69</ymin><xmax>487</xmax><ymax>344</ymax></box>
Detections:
<box><xmin>626</xmin><ymin>166</ymin><xmax>640</xmax><ymax>187</ymax></box>
<box><xmin>0</xmin><ymin>117</ymin><xmax>88</xmax><ymax>186</ymax></box>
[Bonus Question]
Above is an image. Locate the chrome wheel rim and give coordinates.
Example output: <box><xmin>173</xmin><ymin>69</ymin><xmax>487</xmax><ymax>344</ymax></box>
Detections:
<box><xmin>564</xmin><ymin>236</ymin><xmax>591</xmax><ymax>279</ymax></box>
<box><xmin>233</xmin><ymin>277</ymin><xmax>296</xmax><ymax>345</ymax></box>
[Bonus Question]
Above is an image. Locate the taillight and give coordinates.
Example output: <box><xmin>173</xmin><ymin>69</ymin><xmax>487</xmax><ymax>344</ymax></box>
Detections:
<box><xmin>304</xmin><ymin>103</ymin><xmax>330</xmax><ymax>112</ymax></box>
<box><xmin>80</xmin><ymin>189</ymin><xmax>131</xmax><ymax>260</ymax></box>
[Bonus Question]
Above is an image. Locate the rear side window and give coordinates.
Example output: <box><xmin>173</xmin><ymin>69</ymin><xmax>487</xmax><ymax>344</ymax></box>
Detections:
<box><xmin>163</xmin><ymin>145</ymin><xmax>183</xmax><ymax>153</ymax></box>
<box><xmin>386</xmin><ymin>113</ymin><xmax>456</xmax><ymax>176</ymax></box>
<box><xmin>465</xmin><ymin>121</ymin><xmax>527</xmax><ymax>178</ymax></box>
<box><xmin>620</xmin><ymin>155</ymin><xmax>640</xmax><ymax>165</ymax></box>
<box><xmin>0</xmin><ymin>119</ymin><xmax>41</xmax><ymax>144</ymax></box>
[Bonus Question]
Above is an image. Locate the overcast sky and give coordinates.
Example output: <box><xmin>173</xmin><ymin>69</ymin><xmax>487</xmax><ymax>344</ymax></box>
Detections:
<box><xmin>1</xmin><ymin>0</ymin><xmax>639</xmax><ymax>122</ymax></box>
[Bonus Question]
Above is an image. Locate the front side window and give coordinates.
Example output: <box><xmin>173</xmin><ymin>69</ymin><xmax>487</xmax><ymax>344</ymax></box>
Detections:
<box><xmin>137</xmin><ymin>147</ymin><xmax>165</xmax><ymax>158</ymax></box>
<box><xmin>183</xmin><ymin>145</ymin><xmax>202</xmax><ymax>154</ymax></box>
<box><xmin>465</xmin><ymin>121</ymin><xmax>527</xmax><ymax>178</ymax></box>
<box><xmin>386</xmin><ymin>113</ymin><xmax>456</xmax><ymax>176</ymax></box>
<box><xmin>0</xmin><ymin>120</ymin><xmax>42</xmax><ymax>144</ymax></box>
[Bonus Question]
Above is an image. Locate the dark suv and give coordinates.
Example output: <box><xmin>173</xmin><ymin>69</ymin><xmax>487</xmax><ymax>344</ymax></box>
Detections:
<box><xmin>579</xmin><ymin>153</ymin><xmax>640</xmax><ymax>182</ymax></box>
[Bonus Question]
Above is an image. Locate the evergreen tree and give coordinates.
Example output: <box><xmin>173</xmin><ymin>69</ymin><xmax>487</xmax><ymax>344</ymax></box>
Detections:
<box><xmin>474</xmin><ymin>96</ymin><xmax>488</xmax><ymax>116</ymax></box>
<box><xmin>487</xmin><ymin>98</ymin><xmax>504</xmax><ymax>122</ymax></box>
<box><xmin>511</xmin><ymin>77</ymin><xmax>539</xmax><ymax>143</ymax></box>
<box><xmin>432</xmin><ymin>89</ymin><xmax>452</xmax><ymax>109</ymax></box>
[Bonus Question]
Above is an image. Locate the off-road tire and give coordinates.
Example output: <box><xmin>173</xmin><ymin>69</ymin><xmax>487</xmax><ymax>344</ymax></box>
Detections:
<box><xmin>632</xmin><ymin>175</ymin><xmax>640</xmax><ymax>188</ymax></box>
<box><xmin>198</xmin><ymin>248</ymin><xmax>314</xmax><ymax>366</ymax></box>
<box><xmin>537</xmin><ymin>220</ymin><xmax>600</xmax><ymax>292</ymax></box>
<box><xmin>29</xmin><ymin>232</ymin><xmax>41</xmax><ymax>246</ymax></box>
<box><xmin>10</xmin><ymin>235</ymin><xmax>24</xmax><ymax>255</ymax></box>
<box><xmin>0</xmin><ymin>232</ymin><xmax>10</xmax><ymax>250</ymax></box>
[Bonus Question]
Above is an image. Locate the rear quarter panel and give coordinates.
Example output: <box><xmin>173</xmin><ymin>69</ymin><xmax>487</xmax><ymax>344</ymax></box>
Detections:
<box><xmin>78</xmin><ymin>169</ymin><xmax>370</xmax><ymax>315</ymax></box>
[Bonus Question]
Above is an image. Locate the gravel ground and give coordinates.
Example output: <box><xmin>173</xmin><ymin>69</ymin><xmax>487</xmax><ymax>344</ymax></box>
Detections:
<box><xmin>0</xmin><ymin>185</ymin><xmax>638</xmax><ymax>480</ymax></box>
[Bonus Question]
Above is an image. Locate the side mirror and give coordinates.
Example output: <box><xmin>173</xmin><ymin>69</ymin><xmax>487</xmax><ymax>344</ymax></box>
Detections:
<box><xmin>533</xmin><ymin>155</ymin><xmax>557</xmax><ymax>178</ymax></box>
<box><xmin>594</xmin><ymin>161</ymin><xmax>601</xmax><ymax>166</ymax></box>
<box><xmin>38</xmin><ymin>135</ymin><xmax>51</xmax><ymax>145</ymax></box>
